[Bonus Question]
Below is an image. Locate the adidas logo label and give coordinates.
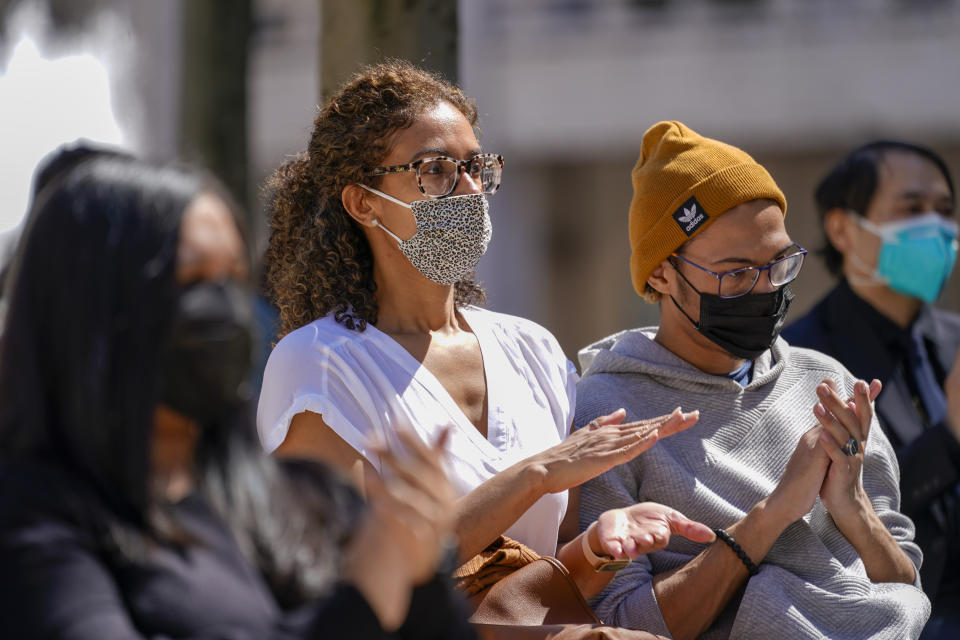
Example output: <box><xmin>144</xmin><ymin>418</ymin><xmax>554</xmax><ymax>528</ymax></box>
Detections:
<box><xmin>672</xmin><ymin>196</ymin><xmax>708</xmax><ymax>236</ymax></box>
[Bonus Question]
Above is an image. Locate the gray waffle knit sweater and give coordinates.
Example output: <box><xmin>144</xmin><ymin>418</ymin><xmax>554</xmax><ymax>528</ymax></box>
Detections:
<box><xmin>576</xmin><ymin>328</ymin><xmax>929</xmax><ymax>640</ymax></box>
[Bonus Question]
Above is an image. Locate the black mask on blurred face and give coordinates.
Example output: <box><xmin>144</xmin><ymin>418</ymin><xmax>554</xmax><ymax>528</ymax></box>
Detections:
<box><xmin>159</xmin><ymin>281</ymin><xmax>254</xmax><ymax>425</ymax></box>
<box><xmin>670</xmin><ymin>266</ymin><xmax>794</xmax><ymax>361</ymax></box>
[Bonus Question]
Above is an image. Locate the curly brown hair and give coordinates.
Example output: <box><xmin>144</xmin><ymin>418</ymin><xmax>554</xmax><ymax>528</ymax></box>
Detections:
<box><xmin>265</xmin><ymin>59</ymin><xmax>486</xmax><ymax>337</ymax></box>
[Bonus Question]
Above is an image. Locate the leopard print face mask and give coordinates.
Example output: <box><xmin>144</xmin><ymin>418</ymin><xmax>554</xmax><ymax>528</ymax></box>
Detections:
<box><xmin>358</xmin><ymin>185</ymin><xmax>492</xmax><ymax>285</ymax></box>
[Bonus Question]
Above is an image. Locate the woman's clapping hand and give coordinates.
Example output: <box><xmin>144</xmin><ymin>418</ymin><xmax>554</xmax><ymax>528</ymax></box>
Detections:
<box><xmin>533</xmin><ymin>408</ymin><xmax>700</xmax><ymax>495</ymax></box>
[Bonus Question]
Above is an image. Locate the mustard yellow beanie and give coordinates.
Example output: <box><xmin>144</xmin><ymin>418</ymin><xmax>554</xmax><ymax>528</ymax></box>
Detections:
<box><xmin>629</xmin><ymin>121</ymin><xmax>787</xmax><ymax>296</ymax></box>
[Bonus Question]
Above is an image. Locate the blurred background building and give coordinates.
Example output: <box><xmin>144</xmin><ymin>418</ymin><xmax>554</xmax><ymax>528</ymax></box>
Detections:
<box><xmin>2</xmin><ymin>0</ymin><xmax>959</xmax><ymax>363</ymax></box>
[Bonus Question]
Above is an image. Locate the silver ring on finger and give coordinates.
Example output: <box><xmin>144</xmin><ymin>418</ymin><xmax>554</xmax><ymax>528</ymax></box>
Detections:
<box><xmin>841</xmin><ymin>438</ymin><xmax>859</xmax><ymax>456</ymax></box>
<box><xmin>588</xmin><ymin>419</ymin><xmax>600</xmax><ymax>431</ymax></box>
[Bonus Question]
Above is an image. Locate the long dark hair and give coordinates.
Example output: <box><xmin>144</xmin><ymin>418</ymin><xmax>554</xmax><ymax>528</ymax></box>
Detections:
<box><xmin>0</xmin><ymin>154</ymin><xmax>361</xmax><ymax>601</ymax></box>
<box><xmin>0</xmin><ymin>157</ymin><xmax>187</xmax><ymax>520</ymax></box>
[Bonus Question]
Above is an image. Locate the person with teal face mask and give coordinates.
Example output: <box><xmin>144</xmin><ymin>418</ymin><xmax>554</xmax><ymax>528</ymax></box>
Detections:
<box><xmin>846</xmin><ymin>210</ymin><xmax>958</xmax><ymax>304</ymax></box>
<box><xmin>784</xmin><ymin>140</ymin><xmax>960</xmax><ymax>640</ymax></box>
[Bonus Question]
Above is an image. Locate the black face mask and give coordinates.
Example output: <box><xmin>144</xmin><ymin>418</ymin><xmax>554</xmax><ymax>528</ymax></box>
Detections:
<box><xmin>159</xmin><ymin>280</ymin><xmax>254</xmax><ymax>424</ymax></box>
<box><xmin>670</xmin><ymin>267</ymin><xmax>794</xmax><ymax>361</ymax></box>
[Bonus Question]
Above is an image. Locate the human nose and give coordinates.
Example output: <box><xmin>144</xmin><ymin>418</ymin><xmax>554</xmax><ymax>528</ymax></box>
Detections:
<box><xmin>452</xmin><ymin>165</ymin><xmax>483</xmax><ymax>196</ymax></box>
<box><xmin>753</xmin><ymin>269</ymin><xmax>779</xmax><ymax>294</ymax></box>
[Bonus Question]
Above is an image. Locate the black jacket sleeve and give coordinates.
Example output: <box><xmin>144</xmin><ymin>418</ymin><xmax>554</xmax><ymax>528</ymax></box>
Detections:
<box><xmin>0</xmin><ymin>461</ymin><xmax>473</xmax><ymax>640</ymax></box>
<box><xmin>0</xmin><ymin>507</ymin><xmax>398</xmax><ymax>640</ymax></box>
<box><xmin>394</xmin><ymin>575</ymin><xmax>478</xmax><ymax>640</ymax></box>
<box><xmin>897</xmin><ymin>422</ymin><xmax>960</xmax><ymax>516</ymax></box>
<box><xmin>0</xmin><ymin>496</ymin><xmax>161</xmax><ymax>639</ymax></box>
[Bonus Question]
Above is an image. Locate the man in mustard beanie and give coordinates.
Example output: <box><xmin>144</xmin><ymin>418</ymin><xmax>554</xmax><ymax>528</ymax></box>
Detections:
<box><xmin>575</xmin><ymin>122</ymin><xmax>928</xmax><ymax>639</ymax></box>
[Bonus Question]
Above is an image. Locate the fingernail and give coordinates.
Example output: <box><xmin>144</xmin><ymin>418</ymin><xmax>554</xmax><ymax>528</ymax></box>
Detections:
<box><xmin>814</xmin><ymin>403</ymin><xmax>825</xmax><ymax>417</ymax></box>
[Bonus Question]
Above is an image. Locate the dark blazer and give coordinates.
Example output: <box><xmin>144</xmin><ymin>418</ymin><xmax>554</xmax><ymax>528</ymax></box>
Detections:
<box><xmin>784</xmin><ymin>280</ymin><xmax>960</xmax><ymax>598</ymax></box>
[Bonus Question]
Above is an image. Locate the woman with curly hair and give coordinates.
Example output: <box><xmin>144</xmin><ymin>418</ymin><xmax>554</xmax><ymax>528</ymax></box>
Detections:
<box><xmin>257</xmin><ymin>60</ymin><xmax>712</xmax><ymax>600</ymax></box>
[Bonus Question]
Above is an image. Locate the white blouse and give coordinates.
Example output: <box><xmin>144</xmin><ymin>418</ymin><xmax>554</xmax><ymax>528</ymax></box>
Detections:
<box><xmin>257</xmin><ymin>306</ymin><xmax>578</xmax><ymax>557</ymax></box>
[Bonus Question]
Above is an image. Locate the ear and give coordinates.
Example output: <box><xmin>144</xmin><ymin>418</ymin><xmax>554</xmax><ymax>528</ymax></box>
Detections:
<box><xmin>823</xmin><ymin>207</ymin><xmax>854</xmax><ymax>254</ymax></box>
<box><xmin>646</xmin><ymin>259</ymin><xmax>673</xmax><ymax>296</ymax></box>
<box><xmin>341</xmin><ymin>184</ymin><xmax>379</xmax><ymax>228</ymax></box>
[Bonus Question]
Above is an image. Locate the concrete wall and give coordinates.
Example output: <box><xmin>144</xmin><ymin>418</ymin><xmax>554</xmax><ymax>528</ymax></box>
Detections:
<box><xmin>461</xmin><ymin>0</ymin><xmax>960</xmax><ymax>363</ymax></box>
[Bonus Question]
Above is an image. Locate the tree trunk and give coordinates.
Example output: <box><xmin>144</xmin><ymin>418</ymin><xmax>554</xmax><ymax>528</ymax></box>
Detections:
<box><xmin>319</xmin><ymin>0</ymin><xmax>457</xmax><ymax>102</ymax></box>
<box><xmin>180</xmin><ymin>0</ymin><xmax>252</xmax><ymax>217</ymax></box>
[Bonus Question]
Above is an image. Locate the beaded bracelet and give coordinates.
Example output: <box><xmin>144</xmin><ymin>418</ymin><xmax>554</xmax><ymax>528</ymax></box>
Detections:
<box><xmin>713</xmin><ymin>528</ymin><xmax>759</xmax><ymax>577</ymax></box>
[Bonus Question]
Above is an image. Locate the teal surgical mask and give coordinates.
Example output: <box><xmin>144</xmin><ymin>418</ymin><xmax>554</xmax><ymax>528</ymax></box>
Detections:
<box><xmin>848</xmin><ymin>211</ymin><xmax>959</xmax><ymax>303</ymax></box>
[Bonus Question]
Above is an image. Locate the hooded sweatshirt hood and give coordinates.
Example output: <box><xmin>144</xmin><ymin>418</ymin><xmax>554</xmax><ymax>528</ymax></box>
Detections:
<box><xmin>578</xmin><ymin>326</ymin><xmax>787</xmax><ymax>393</ymax></box>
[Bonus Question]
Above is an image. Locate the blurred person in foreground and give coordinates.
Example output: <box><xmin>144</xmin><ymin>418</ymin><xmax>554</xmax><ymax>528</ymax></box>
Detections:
<box><xmin>576</xmin><ymin>122</ymin><xmax>928</xmax><ymax>639</ymax></box>
<box><xmin>256</xmin><ymin>58</ymin><xmax>714</xmax><ymax>615</ymax></box>
<box><xmin>783</xmin><ymin>141</ymin><xmax>959</xmax><ymax>639</ymax></box>
<box><xmin>0</xmin><ymin>149</ymin><xmax>476</xmax><ymax>639</ymax></box>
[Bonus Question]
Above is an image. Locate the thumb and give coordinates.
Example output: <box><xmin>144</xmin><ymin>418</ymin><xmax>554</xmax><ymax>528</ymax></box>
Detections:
<box><xmin>668</xmin><ymin>512</ymin><xmax>716</xmax><ymax>543</ymax></box>
<box><xmin>362</xmin><ymin>464</ymin><xmax>388</xmax><ymax>504</ymax></box>
<box><xmin>595</xmin><ymin>408</ymin><xmax>627</xmax><ymax>427</ymax></box>
<box><xmin>432</xmin><ymin>425</ymin><xmax>452</xmax><ymax>454</ymax></box>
